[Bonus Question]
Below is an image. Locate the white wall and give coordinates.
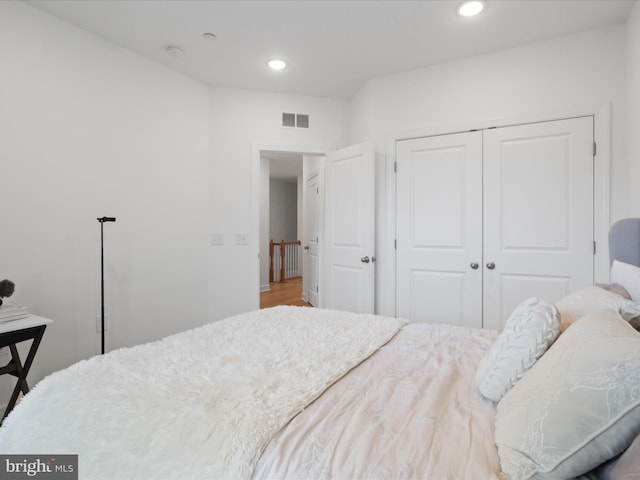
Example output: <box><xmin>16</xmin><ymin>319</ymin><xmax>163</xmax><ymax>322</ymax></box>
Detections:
<box><xmin>0</xmin><ymin>2</ymin><xmax>350</xmax><ymax>402</ymax></box>
<box><xmin>208</xmin><ymin>88</ymin><xmax>348</xmax><ymax>320</ymax></box>
<box><xmin>349</xmin><ymin>26</ymin><xmax>628</xmax><ymax>316</ymax></box>
<box><xmin>269</xmin><ymin>179</ymin><xmax>298</xmax><ymax>242</ymax></box>
<box><xmin>628</xmin><ymin>2</ymin><xmax>640</xmax><ymax>214</ymax></box>
<box><xmin>0</xmin><ymin>1</ymin><xmax>210</xmax><ymax>397</ymax></box>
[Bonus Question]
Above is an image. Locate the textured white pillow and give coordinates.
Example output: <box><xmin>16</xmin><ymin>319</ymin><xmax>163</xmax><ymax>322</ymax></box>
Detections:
<box><xmin>556</xmin><ymin>286</ymin><xmax>632</xmax><ymax>333</ymax></box>
<box><xmin>476</xmin><ymin>297</ymin><xmax>559</xmax><ymax>403</ymax></box>
<box><xmin>495</xmin><ymin>311</ymin><xmax>640</xmax><ymax>480</ymax></box>
<box><xmin>611</xmin><ymin>260</ymin><xmax>640</xmax><ymax>302</ymax></box>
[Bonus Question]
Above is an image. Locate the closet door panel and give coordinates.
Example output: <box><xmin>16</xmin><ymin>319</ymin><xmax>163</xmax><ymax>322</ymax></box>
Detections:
<box><xmin>483</xmin><ymin>117</ymin><xmax>594</xmax><ymax>330</ymax></box>
<box><xmin>396</xmin><ymin>131</ymin><xmax>483</xmax><ymax>327</ymax></box>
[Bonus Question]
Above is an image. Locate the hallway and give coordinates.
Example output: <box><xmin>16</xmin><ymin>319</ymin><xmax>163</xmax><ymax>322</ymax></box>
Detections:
<box><xmin>260</xmin><ymin>277</ymin><xmax>311</xmax><ymax>308</ymax></box>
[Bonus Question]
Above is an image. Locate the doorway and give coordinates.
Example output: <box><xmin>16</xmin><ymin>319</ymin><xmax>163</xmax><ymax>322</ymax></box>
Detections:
<box><xmin>251</xmin><ymin>141</ymin><xmax>376</xmax><ymax>314</ymax></box>
<box><xmin>258</xmin><ymin>150</ymin><xmax>323</xmax><ymax>308</ymax></box>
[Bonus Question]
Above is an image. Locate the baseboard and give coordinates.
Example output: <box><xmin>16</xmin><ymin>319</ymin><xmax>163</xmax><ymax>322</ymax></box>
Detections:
<box><xmin>260</xmin><ymin>284</ymin><xmax>271</xmax><ymax>292</ymax></box>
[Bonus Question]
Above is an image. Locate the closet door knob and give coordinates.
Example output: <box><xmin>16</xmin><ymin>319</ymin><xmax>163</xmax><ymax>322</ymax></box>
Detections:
<box><xmin>486</xmin><ymin>262</ymin><xmax>495</xmax><ymax>270</ymax></box>
<box><xmin>470</xmin><ymin>263</ymin><xmax>479</xmax><ymax>270</ymax></box>
<box><xmin>361</xmin><ymin>256</ymin><xmax>370</xmax><ymax>264</ymax></box>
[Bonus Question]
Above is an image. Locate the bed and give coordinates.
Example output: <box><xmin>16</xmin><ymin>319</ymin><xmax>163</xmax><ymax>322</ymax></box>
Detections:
<box><xmin>1</xmin><ymin>219</ymin><xmax>640</xmax><ymax>480</ymax></box>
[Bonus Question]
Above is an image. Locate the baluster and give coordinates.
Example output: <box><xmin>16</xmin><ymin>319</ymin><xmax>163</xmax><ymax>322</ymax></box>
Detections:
<box><xmin>280</xmin><ymin>240</ymin><xmax>286</xmax><ymax>283</ymax></box>
<box><xmin>269</xmin><ymin>240</ymin><xmax>275</xmax><ymax>283</ymax></box>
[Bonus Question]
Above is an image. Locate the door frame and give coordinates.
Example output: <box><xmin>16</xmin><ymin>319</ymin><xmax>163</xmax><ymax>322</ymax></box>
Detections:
<box><xmin>250</xmin><ymin>142</ymin><xmax>333</xmax><ymax>310</ymax></box>
<box><xmin>385</xmin><ymin>102</ymin><xmax>612</xmax><ymax>319</ymax></box>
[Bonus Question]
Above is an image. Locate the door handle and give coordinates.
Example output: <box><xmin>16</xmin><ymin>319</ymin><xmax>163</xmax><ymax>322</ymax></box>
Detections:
<box><xmin>361</xmin><ymin>256</ymin><xmax>370</xmax><ymax>263</ymax></box>
<box><xmin>486</xmin><ymin>262</ymin><xmax>495</xmax><ymax>270</ymax></box>
<box><xmin>470</xmin><ymin>262</ymin><xmax>479</xmax><ymax>270</ymax></box>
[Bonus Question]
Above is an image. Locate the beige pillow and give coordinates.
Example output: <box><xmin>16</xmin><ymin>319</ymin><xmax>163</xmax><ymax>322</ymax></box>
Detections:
<box><xmin>596</xmin><ymin>282</ymin><xmax>631</xmax><ymax>299</ymax></box>
<box><xmin>610</xmin><ymin>434</ymin><xmax>640</xmax><ymax>480</ymax></box>
<box><xmin>495</xmin><ymin>311</ymin><xmax>640</xmax><ymax>479</ymax></box>
<box><xmin>556</xmin><ymin>286</ymin><xmax>632</xmax><ymax>333</ymax></box>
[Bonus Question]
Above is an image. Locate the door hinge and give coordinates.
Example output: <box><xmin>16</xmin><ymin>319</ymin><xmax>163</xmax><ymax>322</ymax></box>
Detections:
<box><xmin>394</xmin><ymin>161</ymin><xmax>397</xmax><ymax>173</ymax></box>
<box><xmin>316</xmin><ymin>285</ymin><xmax>319</xmax><ymax>293</ymax></box>
<box><xmin>593</xmin><ymin>142</ymin><xmax>597</xmax><ymax>157</ymax></box>
<box><xmin>394</xmin><ymin>238</ymin><xmax>397</xmax><ymax>250</ymax></box>
<box><xmin>317</xmin><ymin>187</ymin><xmax>319</xmax><ymax>194</ymax></box>
<box><xmin>593</xmin><ymin>241</ymin><xmax>597</xmax><ymax>255</ymax></box>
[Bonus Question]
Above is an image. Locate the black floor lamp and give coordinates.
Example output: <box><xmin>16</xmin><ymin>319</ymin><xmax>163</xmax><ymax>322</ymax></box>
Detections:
<box><xmin>97</xmin><ymin>216</ymin><xmax>116</xmax><ymax>355</ymax></box>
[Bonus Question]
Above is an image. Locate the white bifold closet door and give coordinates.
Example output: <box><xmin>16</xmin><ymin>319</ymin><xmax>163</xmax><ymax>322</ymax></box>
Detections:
<box><xmin>396</xmin><ymin>131</ymin><xmax>484</xmax><ymax>328</ymax></box>
<box><xmin>396</xmin><ymin>116</ymin><xmax>594</xmax><ymax>330</ymax></box>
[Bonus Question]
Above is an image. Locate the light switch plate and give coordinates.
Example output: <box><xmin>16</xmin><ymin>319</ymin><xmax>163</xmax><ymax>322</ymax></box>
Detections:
<box><xmin>210</xmin><ymin>233</ymin><xmax>225</xmax><ymax>246</ymax></box>
<box><xmin>96</xmin><ymin>315</ymin><xmax>108</xmax><ymax>333</ymax></box>
<box><xmin>235</xmin><ymin>233</ymin><xmax>249</xmax><ymax>245</ymax></box>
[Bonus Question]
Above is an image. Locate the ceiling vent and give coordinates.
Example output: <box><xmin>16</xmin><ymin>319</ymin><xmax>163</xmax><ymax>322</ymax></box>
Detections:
<box><xmin>282</xmin><ymin>112</ymin><xmax>310</xmax><ymax>129</ymax></box>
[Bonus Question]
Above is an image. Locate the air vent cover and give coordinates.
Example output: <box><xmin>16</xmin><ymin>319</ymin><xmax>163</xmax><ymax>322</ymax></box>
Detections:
<box><xmin>296</xmin><ymin>114</ymin><xmax>309</xmax><ymax>129</ymax></box>
<box><xmin>282</xmin><ymin>112</ymin><xmax>296</xmax><ymax>128</ymax></box>
<box><xmin>282</xmin><ymin>112</ymin><xmax>310</xmax><ymax>129</ymax></box>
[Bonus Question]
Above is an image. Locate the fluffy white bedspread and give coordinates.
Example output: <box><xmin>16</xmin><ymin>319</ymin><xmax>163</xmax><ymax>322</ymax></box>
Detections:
<box><xmin>0</xmin><ymin>306</ymin><xmax>406</xmax><ymax>479</ymax></box>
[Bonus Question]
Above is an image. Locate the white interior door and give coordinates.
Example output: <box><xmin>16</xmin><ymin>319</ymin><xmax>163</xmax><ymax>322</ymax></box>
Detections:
<box><xmin>323</xmin><ymin>142</ymin><xmax>375</xmax><ymax>313</ymax></box>
<box><xmin>396</xmin><ymin>131</ymin><xmax>483</xmax><ymax>327</ymax></box>
<box><xmin>482</xmin><ymin>116</ymin><xmax>594</xmax><ymax>330</ymax></box>
<box><xmin>304</xmin><ymin>172</ymin><xmax>320</xmax><ymax>306</ymax></box>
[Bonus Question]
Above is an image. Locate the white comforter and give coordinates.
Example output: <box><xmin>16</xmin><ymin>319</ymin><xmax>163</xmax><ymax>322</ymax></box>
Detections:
<box><xmin>0</xmin><ymin>306</ymin><xmax>406</xmax><ymax>479</ymax></box>
<box><xmin>254</xmin><ymin>323</ymin><xmax>501</xmax><ymax>479</ymax></box>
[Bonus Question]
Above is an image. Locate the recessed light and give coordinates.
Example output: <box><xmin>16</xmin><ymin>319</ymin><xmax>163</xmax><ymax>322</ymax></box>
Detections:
<box><xmin>268</xmin><ymin>59</ymin><xmax>287</xmax><ymax>71</ymax></box>
<box><xmin>203</xmin><ymin>32</ymin><xmax>217</xmax><ymax>40</ymax></box>
<box><xmin>165</xmin><ymin>45</ymin><xmax>184</xmax><ymax>57</ymax></box>
<box><xmin>458</xmin><ymin>0</ymin><xmax>485</xmax><ymax>17</ymax></box>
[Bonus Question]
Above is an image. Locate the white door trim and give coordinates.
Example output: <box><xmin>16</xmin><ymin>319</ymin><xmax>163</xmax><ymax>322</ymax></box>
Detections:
<box><xmin>385</xmin><ymin>102</ymin><xmax>611</xmax><ymax>318</ymax></box>
<box><xmin>250</xmin><ymin>142</ymin><xmax>334</xmax><ymax>310</ymax></box>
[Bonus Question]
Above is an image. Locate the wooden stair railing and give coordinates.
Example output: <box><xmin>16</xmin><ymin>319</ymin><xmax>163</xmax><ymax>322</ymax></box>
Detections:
<box><xmin>269</xmin><ymin>240</ymin><xmax>301</xmax><ymax>283</ymax></box>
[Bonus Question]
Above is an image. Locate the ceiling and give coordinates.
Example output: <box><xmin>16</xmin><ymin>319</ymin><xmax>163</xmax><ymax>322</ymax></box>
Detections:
<box><xmin>27</xmin><ymin>0</ymin><xmax>634</xmax><ymax>100</ymax></box>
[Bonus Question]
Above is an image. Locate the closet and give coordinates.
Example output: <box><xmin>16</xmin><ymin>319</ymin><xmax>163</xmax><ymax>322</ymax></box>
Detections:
<box><xmin>396</xmin><ymin>116</ymin><xmax>594</xmax><ymax>330</ymax></box>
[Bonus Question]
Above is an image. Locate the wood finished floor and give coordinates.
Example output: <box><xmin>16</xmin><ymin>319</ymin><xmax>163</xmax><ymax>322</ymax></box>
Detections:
<box><xmin>260</xmin><ymin>277</ymin><xmax>312</xmax><ymax>309</ymax></box>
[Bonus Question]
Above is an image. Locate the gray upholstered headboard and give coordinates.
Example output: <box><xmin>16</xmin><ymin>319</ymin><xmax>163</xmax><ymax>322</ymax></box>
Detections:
<box><xmin>609</xmin><ymin>218</ymin><xmax>640</xmax><ymax>267</ymax></box>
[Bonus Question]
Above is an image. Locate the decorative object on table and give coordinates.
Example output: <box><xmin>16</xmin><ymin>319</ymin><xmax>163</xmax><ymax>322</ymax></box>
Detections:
<box><xmin>0</xmin><ymin>305</ymin><xmax>29</xmax><ymax>323</ymax></box>
<box><xmin>0</xmin><ymin>279</ymin><xmax>15</xmax><ymax>307</ymax></box>
<box><xmin>97</xmin><ymin>216</ymin><xmax>116</xmax><ymax>355</ymax></box>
